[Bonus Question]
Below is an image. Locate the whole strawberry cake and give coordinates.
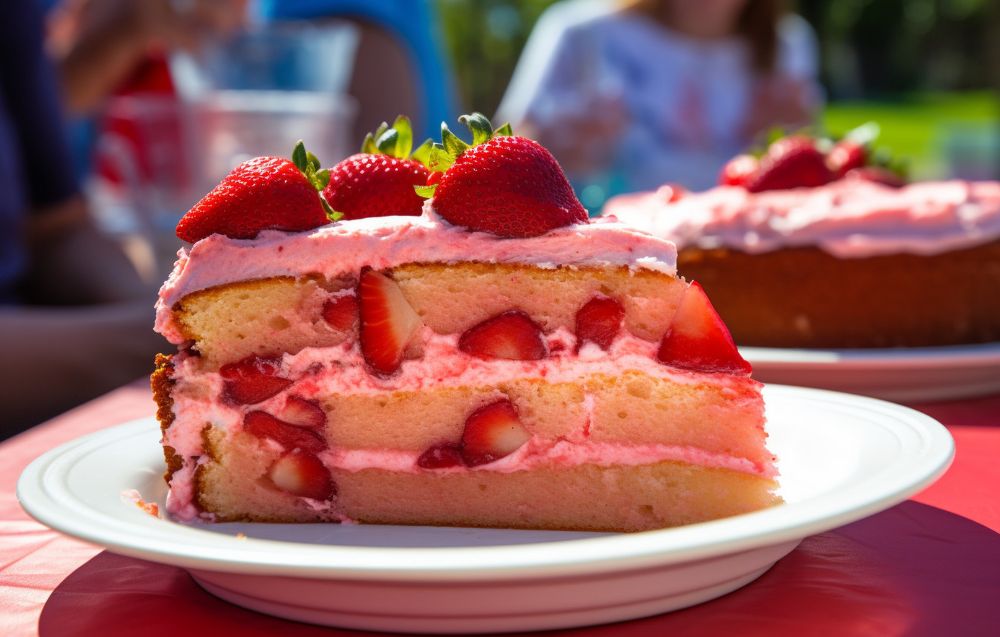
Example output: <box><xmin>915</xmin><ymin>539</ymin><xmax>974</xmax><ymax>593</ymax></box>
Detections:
<box><xmin>152</xmin><ymin>115</ymin><xmax>778</xmax><ymax>531</ymax></box>
<box><xmin>604</xmin><ymin>130</ymin><xmax>1000</xmax><ymax>348</ymax></box>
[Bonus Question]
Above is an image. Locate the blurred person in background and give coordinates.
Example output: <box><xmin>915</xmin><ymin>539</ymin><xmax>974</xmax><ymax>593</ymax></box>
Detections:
<box><xmin>0</xmin><ymin>1</ymin><xmax>243</xmax><ymax>436</ymax></box>
<box><xmin>257</xmin><ymin>0</ymin><xmax>459</xmax><ymax>144</ymax></box>
<box><xmin>46</xmin><ymin>0</ymin><xmax>248</xmax><ymax>116</ymax></box>
<box><xmin>496</xmin><ymin>0</ymin><xmax>821</xmax><ymax>203</ymax></box>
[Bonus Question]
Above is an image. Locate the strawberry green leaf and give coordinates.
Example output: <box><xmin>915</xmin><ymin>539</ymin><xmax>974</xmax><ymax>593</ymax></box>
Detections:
<box><xmin>414</xmin><ymin>183</ymin><xmax>437</xmax><ymax>198</ymax></box>
<box><xmin>376</xmin><ymin>129</ymin><xmax>400</xmax><ymax>157</ymax></box>
<box><xmin>362</xmin><ymin>133</ymin><xmax>378</xmax><ymax>155</ymax></box>
<box><xmin>845</xmin><ymin>121</ymin><xmax>880</xmax><ymax>147</ymax></box>
<box><xmin>320</xmin><ymin>195</ymin><xmax>343</xmax><ymax>222</ymax></box>
<box><xmin>292</xmin><ymin>141</ymin><xmax>309</xmax><ymax>173</ymax></box>
<box><xmin>764</xmin><ymin>127</ymin><xmax>786</xmax><ymax>147</ymax></box>
<box><xmin>494</xmin><ymin>122</ymin><xmax>513</xmax><ymax>137</ymax></box>
<box><xmin>411</xmin><ymin>138</ymin><xmax>434</xmax><ymax>167</ymax></box>
<box><xmin>374</xmin><ymin>122</ymin><xmax>388</xmax><ymax>140</ymax></box>
<box><xmin>429</xmin><ymin>143</ymin><xmax>454</xmax><ymax>172</ymax></box>
<box><xmin>306</xmin><ymin>151</ymin><xmax>321</xmax><ymax>173</ymax></box>
<box><xmin>315</xmin><ymin>168</ymin><xmax>331</xmax><ymax>189</ymax></box>
<box><xmin>392</xmin><ymin>115</ymin><xmax>413</xmax><ymax>158</ymax></box>
<box><xmin>460</xmin><ymin>113</ymin><xmax>493</xmax><ymax>145</ymax></box>
<box><xmin>442</xmin><ymin>124</ymin><xmax>470</xmax><ymax>157</ymax></box>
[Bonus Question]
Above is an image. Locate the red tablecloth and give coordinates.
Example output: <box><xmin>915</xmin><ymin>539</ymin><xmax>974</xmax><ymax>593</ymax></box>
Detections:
<box><xmin>2</xmin><ymin>381</ymin><xmax>998</xmax><ymax>636</ymax></box>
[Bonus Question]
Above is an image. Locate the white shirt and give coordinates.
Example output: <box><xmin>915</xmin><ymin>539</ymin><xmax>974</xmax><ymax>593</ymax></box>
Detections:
<box><xmin>496</xmin><ymin>0</ymin><xmax>822</xmax><ymax>193</ymax></box>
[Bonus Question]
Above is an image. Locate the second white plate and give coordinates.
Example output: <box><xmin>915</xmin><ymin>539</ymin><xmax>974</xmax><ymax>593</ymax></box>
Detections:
<box><xmin>742</xmin><ymin>342</ymin><xmax>1000</xmax><ymax>402</ymax></box>
<box><xmin>17</xmin><ymin>385</ymin><xmax>954</xmax><ymax>633</ymax></box>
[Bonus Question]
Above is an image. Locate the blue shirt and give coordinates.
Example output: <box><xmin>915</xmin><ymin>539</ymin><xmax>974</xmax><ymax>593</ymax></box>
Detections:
<box><xmin>0</xmin><ymin>2</ymin><xmax>80</xmax><ymax>303</ymax></box>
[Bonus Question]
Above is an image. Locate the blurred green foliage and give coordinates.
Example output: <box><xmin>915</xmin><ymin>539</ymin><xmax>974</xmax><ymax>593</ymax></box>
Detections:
<box><xmin>823</xmin><ymin>92</ymin><xmax>998</xmax><ymax>179</ymax></box>
<box><xmin>436</xmin><ymin>0</ymin><xmax>556</xmax><ymax>114</ymax></box>
<box><xmin>797</xmin><ymin>0</ymin><xmax>998</xmax><ymax>98</ymax></box>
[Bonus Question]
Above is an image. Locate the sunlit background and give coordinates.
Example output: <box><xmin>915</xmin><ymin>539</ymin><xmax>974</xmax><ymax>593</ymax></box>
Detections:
<box><xmin>438</xmin><ymin>0</ymin><xmax>998</xmax><ymax>180</ymax></box>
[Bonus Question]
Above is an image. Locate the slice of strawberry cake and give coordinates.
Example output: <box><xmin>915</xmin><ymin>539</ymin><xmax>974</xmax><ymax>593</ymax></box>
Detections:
<box><xmin>604</xmin><ymin>130</ymin><xmax>1000</xmax><ymax>348</ymax></box>
<box><xmin>152</xmin><ymin>115</ymin><xmax>778</xmax><ymax>531</ymax></box>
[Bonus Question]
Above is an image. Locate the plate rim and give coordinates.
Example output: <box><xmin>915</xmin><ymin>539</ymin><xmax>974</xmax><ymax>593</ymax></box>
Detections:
<box><xmin>741</xmin><ymin>340</ymin><xmax>1000</xmax><ymax>367</ymax></box>
<box><xmin>16</xmin><ymin>384</ymin><xmax>955</xmax><ymax>582</ymax></box>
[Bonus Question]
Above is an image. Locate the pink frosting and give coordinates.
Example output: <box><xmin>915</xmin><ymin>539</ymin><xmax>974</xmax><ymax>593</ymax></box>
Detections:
<box><xmin>323</xmin><ymin>441</ymin><xmax>769</xmax><ymax>477</ymax></box>
<box><xmin>155</xmin><ymin>205</ymin><xmax>676</xmax><ymax>341</ymax></box>
<box><xmin>604</xmin><ymin>180</ymin><xmax>1000</xmax><ymax>258</ymax></box>
<box><xmin>166</xmin><ymin>331</ymin><xmax>750</xmax><ymax>410</ymax></box>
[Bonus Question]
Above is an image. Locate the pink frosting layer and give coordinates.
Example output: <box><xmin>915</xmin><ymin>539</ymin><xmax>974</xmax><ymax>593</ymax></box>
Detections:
<box><xmin>323</xmin><ymin>441</ymin><xmax>767</xmax><ymax>477</ymax></box>
<box><xmin>163</xmin><ymin>332</ymin><xmax>756</xmax><ymax>457</ymax></box>
<box><xmin>155</xmin><ymin>205</ymin><xmax>677</xmax><ymax>342</ymax></box>
<box><xmin>604</xmin><ymin>180</ymin><xmax>1000</xmax><ymax>258</ymax></box>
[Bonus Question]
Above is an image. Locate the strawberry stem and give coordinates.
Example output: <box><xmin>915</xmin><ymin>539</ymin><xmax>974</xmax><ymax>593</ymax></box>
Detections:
<box><xmin>427</xmin><ymin>113</ymin><xmax>515</xmax><ymax>174</ymax></box>
<box><xmin>412</xmin><ymin>138</ymin><xmax>434</xmax><ymax>165</ymax></box>
<box><xmin>414</xmin><ymin>113</ymin><xmax>517</xmax><ymax>199</ymax></box>
<box><xmin>292</xmin><ymin>141</ymin><xmax>309</xmax><ymax>173</ymax></box>
<box><xmin>359</xmin><ymin>115</ymin><xmax>432</xmax><ymax>165</ymax></box>
<box><xmin>441</xmin><ymin>125</ymin><xmax>470</xmax><ymax>156</ymax></box>
<box><xmin>414</xmin><ymin>184</ymin><xmax>437</xmax><ymax>198</ymax></box>
<box><xmin>291</xmin><ymin>140</ymin><xmax>341</xmax><ymax>221</ymax></box>
<box><xmin>459</xmin><ymin>113</ymin><xmax>492</xmax><ymax>145</ymax></box>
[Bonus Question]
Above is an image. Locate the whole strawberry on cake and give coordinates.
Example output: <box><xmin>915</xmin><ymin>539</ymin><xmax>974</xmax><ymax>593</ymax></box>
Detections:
<box><xmin>604</xmin><ymin>126</ymin><xmax>1000</xmax><ymax>348</ymax></box>
<box><xmin>152</xmin><ymin>114</ymin><xmax>778</xmax><ymax>531</ymax></box>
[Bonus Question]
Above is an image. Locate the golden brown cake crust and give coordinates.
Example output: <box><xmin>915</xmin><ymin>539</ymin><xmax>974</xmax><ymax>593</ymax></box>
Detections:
<box><xmin>150</xmin><ymin>353</ymin><xmax>182</xmax><ymax>481</ymax></box>
<box><xmin>678</xmin><ymin>239</ymin><xmax>1000</xmax><ymax>348</ymax></box>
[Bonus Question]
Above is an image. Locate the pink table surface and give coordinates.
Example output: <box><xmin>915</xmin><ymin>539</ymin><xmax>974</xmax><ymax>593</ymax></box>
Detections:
<box><xmin>2</xmin><ymin>380</ymin><xmax>999</xmax><ymax>637</ymax></box>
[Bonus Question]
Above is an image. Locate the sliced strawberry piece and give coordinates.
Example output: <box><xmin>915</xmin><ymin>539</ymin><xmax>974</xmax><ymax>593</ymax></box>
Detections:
<box><xmin>278</xmin><ymin>396</ymin><xmax>326</xmax><ymax>429</ymax></box>
<box><xmin>460</xmin><ymin>400</ymin><xmax>531</xmax><ymax>467</ymax></box>
<box><xmin>358</xmin><ymin>269</ymin><xmax>423</xmax><ymax>376</ymax></box>
<box><xmin>719</xmin><ymin>154</ymin><xmax>759</xmax><ymax>187</ymax></box>
<box><xmin>827</xmin><ymin>140</ymin><xmax>867</xmax><ymax>178</ymax></box>
<box><xmin>416</xmin><ymin>443</ymin><xmax>464</xmax><ymax>469</ymax></box>
<box><xmin>657</xmin><ymin>282</ymin><xmax>751</xmax><ymax>375</ymax></box>
<box><xmin>243</xmin><ymin>411</ymin><xmax>326</xmax><ymax>453</ymax></box>
<box><xmin>268</xmin><ymin>450</ymin><xmax>335</xmax><ymax>500</ymax></box>
<box><xmin>575</xmin><ymin>295</ymin><xmax>625</xmax><ymax>351</ymax></box>
<box><xmin>219</xmin><ymin>355</ymin><xmax>293</xmax><ymax>405</ymax></box>
<box><xmin>458</xmin><ymin>311</ymin><xmax>547</xmax><ymax>361</ymax></box>
<box><xmin>322</xmin><ymin>294</ymin><xmax>358</xmax><ymax>332</ymax></box>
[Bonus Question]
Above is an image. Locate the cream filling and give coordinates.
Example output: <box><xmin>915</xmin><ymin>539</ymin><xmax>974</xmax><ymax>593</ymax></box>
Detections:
<box><xmin>162</xmin><ymin>333</ymin><xmax>766</xmax><ymax>521</ymax></box>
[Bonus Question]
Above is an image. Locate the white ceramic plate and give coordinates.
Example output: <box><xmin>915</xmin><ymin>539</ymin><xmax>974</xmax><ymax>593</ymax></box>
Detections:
<box><xmin>742</xmin><ymin>342</ymin><xmax>1000</xmax><ymax>402</ymax></box>
<box><xmin>18</xmin><ymin>385</ymin><xmax>953</xmax><ymax>634</ymax></box>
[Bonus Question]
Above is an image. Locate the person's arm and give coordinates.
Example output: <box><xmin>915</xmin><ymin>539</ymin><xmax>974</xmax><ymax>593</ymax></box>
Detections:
<box><xmin>48</xmin><ymin>0</ymin><xmax>248</xmax><ymax>114</ymax></box>
<box><xmin>21</xmin><ymin>197</ymin><xmax>153</xmax><ymax>305</ymax></box>
<box><xmin>0</xmin><ymin>302</ymin><xmax>166</xmax><ymax>433</ymax></box>
<box><xmin>1</xmin><ymin>202</ymin><xmax>165</xmax><ymax>433</ymax></box>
